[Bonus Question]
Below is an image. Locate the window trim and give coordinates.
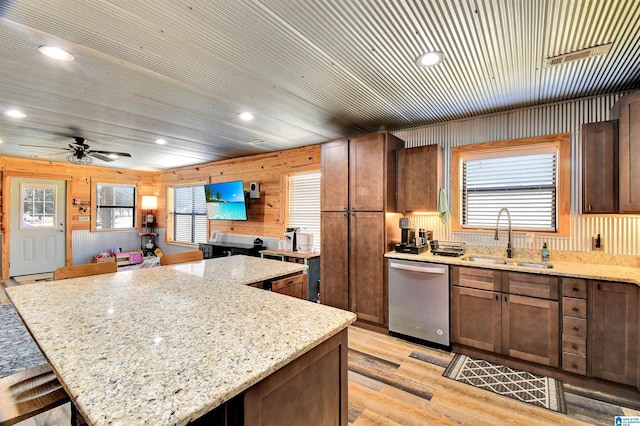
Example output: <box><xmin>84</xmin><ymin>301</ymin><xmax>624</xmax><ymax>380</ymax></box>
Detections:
<box><xmin>451</xmin><ymin>133</ymin><xmax>570</xmax><ymax>237</ymax></box>
<box><xmin>166</xmin><ymin>182</ymin><xmax>208</xmax><ymax>246</ymax></box>
<box><xmin>91</xmin><ymin>181</ymin><xmax>139</xmax><ymax>232</ymax></box>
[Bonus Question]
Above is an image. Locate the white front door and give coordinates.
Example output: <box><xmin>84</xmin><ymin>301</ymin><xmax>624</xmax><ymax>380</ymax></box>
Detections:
<box><xmin>9</xmin><ymin>178</ymin><xmax>66</xmax><ymax>277</ymax></box>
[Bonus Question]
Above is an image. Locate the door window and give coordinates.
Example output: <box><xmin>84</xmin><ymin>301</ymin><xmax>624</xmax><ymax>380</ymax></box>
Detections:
<box><xmin>20</xmin><ymin>183</ymin><xmax>57</xmax><ymax>229</ymax></box>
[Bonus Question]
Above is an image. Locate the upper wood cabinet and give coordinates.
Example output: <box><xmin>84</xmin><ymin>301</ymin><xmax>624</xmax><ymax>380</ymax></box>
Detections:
<box><xmin>321</xmin><ymin>139</ymin><xmax>349</xmax><ymax>212</ymax></box>
<box><xmin>581</xmin><ymin>120</ymin><xmax>618</xmax><ymax>214</ymax></box>
<box><xmin>397</xmin><ymin>144</ymin><xmax>443</xmax><ymax>213</ymax></box>
<box><xmin>614</xmin><ymin>90</ymin><xmax>640</xmax><ymax>213</ymax></box>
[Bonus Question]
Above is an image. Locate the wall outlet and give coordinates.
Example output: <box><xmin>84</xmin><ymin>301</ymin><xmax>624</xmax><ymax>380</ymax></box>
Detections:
<box><xmin>78</xmin><ymin>216</ymin><xmax>90</xmax><ymax>222</ymax></box>
<box><xmin>592</xmin><ymin>234</ymin><xmax>603</xmax><ymax>251</ymax></box>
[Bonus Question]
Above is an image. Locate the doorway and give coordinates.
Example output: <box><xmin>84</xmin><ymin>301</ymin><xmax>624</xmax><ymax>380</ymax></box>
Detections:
<box><xmin>9</xmin><ymin>178</ymin><xmax>66</xmax><ymax>277</ymax></box>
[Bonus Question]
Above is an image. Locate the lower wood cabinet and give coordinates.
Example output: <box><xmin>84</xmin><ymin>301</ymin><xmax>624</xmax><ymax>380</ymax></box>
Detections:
<box><xmin>451</xmin><ymin>266</ymin><xmax>559</xmax><ymax>368</ymax></box>
<box><xmin>589</xmin><ymin>280</ymin><xmax>638</xmax><ymax>386</ymax></box>
<box><xmin>271</xmin><ymin>274</ymin><xmax>308</xmax><ymax>300</ymax></box>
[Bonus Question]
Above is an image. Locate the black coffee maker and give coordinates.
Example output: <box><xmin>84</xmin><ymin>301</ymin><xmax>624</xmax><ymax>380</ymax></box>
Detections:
<box><xmin>395</xmin><ymin>218</ymin><xmax>428</xmax><ymax>254</ymax></box>
<box><xmin>399</xmin><ymin>217</ymin><xmax>415</xmax><ymax>246</ymax></box>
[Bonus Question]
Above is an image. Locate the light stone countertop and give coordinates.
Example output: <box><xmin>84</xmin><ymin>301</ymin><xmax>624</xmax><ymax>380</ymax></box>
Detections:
<box><xmin>7</xmin><ymin>255</ymin><xmax>356</xmax><ymax>425</ymax></box>
<box><xmin>385</xmin><ymin>250</ymin><xmax>640</xmax><ymax>286</ymax></box>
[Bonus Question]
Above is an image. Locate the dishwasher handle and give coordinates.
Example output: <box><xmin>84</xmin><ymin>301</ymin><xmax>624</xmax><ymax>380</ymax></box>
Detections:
<box><xmin>390</xmin><ymin>262</ymin><xmax>447</xmax><ymax>274</ymax></box>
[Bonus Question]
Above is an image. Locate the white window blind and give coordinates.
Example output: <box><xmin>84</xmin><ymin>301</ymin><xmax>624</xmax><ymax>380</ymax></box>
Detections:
<box><xmin>171</xmin><ymin>186</ymin><xmax>207</xmax><ymax>244</ymax></box>
<box><xmin>462</xmin><ymin>149</ymin><xmax>557</xmax><ymax>231</ymax></box>
<box><xmin>288</xmin><ymin>172</ymin><xmax>321</xmax><ymax>252</ymax></box>
<box><xmin>96</xmin><ymin>183</ymin><xmax>135</xmax><ymax>230</ymax></box>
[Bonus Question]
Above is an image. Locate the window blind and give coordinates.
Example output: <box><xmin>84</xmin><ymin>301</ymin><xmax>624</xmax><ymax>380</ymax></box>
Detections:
<box><xmin>172</xmin><ymin>186</ymin><xmax>207</xmax><ymax>243</ymax></box>
<box><xmin>288</xmin><ymin>172</ymin><xmax>321</xmax><ymax>252</ymax></box>
<box><xmin>462</xmin><ymin>151</ymin><xmax>557</xmax><ymax>231</ymax></box>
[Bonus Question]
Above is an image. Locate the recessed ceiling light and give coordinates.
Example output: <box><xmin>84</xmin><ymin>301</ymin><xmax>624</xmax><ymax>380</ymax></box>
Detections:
<box><xmin>416</xmin><ymin>51</ymin><xmax>444</xmax><ymax>67</ymax></box>
<box><xmin>39</xmin><ymin>45</ymin><xmax>74</xmax><ymax>61</ymax></box>
<box><xmin>155</xmin><ymin>138</ymin><xmax>168</xmax><ymax>145</ymax></box>
<box><xmin>4</xmin><ymin>110</ymin><xmax>27</xmax><ymax>118</ymax></box>
<box><xmin>239</xmin><ymin>112</ymin><xmax>254</xmax><ymax>121</ymax></box>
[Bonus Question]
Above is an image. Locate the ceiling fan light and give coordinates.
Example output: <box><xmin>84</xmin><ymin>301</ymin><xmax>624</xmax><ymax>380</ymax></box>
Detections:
<box><xmin>416</xmin><ymin>51</ymin><xmax>444</xmax><ymax>67</ymax></box>
<box><xmin>39</xmin><ymin>45</ymin><xmax>74</xmax><ymax>61</ymax></box>
<box><xmin>66</xmin><ymin>153</ymin><xmax>91</xmax><ymax>165</ymax></box>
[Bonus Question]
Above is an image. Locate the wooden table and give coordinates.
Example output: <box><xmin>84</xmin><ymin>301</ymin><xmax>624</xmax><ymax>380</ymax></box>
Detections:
<box><xmin>7</xmin><ymin>255</ymin><xmax>355</xmax><ymax>425</ymax></box>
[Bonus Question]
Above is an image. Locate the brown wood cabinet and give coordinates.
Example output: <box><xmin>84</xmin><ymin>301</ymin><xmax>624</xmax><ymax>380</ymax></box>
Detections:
<box><xmin>589</xmin><ymin>280</ymin><xmax>639</xmax><ymax>386</ymax></box>
<box><xmin>562</xmin><ymin>278</ymin><xmax>588</xmax><ymax>375</ymax></box>
<box><xmin>614</xmin><ymin>90</ymin><xmax>640</xmax><ymax>213</ymax></box>
<box><xmin>581</xmin><ymin>120</ymin><xmax>618</xmax><ymax>213</ymax></box>
<box><xmin>320</xmin><ymin>131</ymin><xmax>402</xmax><ymax>328</ymax></box>
<box><xmin>397</xmin><ymin>144</ymin><xmax>443</xmax><ymax>212</ymax></box>
<box><xmin>451</xmin><ymin>266</ymin><xmax>560</xmax><ymax>368</ymax></box>
<box><xmin>320</xmin><ymin>211</ymin><xmax>349</xmax><ymax>310</ymax></box>
<box><xmin>271</xmin><ymin>273</ymin><xmax>307</xmax><ymax>300</ymax></box>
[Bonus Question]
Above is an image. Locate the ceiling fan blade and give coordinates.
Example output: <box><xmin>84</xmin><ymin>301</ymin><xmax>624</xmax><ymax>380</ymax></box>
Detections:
<box><xmin>44</xmin><ymin>151</ymin><xmax>72</xmax><ymax>158</ymax></box>
<box><xmin>88</xmin><ymin>152</ymin><xmax>115</xmax><ymax>162</ymax></box>
<box><xmin>92</xmin><ymin>150</ymin><xmax>132</xmax><ymax>157</ymax></box>
<box><xmin>19</xmin><ymin>144</ymin><xmax>72</xmax><ymax>150</ymax></box>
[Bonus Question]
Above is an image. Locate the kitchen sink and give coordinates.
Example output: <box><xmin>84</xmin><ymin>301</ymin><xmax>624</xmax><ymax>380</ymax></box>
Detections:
<box><xmin>461</xmin><ymin>256</ymin><xmax>554</xmax><ymax>269</ymax></box>
<box><xmin>513</xmin><ymin>261</ymin><xmax>554</xmax><ymax>269</ymax></box>
<box><xmin>461</xmin><ymin>256</ymin><xmax>507</xmax><ymax>265</ymax></box>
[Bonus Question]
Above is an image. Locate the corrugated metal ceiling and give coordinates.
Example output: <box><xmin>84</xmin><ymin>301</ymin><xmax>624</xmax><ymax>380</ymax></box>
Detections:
<box><xmin>0</xmin><ymin>0</ymin><xmax>638</xmax><ymax>170</ymax></box>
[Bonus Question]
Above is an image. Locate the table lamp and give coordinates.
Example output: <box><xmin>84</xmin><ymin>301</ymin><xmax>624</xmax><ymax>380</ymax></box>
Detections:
<box><xmin>141</xmin><ymin>195</ymin><xmax>158</xmax><ymax>225</ymax></box>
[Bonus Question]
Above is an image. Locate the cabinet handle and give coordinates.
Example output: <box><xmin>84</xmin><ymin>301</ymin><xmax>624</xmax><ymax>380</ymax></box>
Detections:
<box><xmin>572</xmin><ymin>287</ymin><xmax>580</xmax><ymax>292</ymax></box>
<box><xmin>588</xmin><ymin>204</ymin><xmax>592</xmax><ymax>211</ymax></box>
<box><xmin>597</xmin><ymin>283</ymin><xmax>601</xmax><ymax>290</ymax></box>
<box><xmin>572</xmin><ymin>363</ymin><xmax>579</xmax><ymax>368</ymax></box>
<box><xmin>495</xmin><ymin>295</ymin><xmax>499</xmax><ymax>301</ymax></box>
<box><xmin>571</xmin><ymin>343</ymin><xmax>578</xmax><ymax>349</ymax></box>
<box><xmin>504</xmin><ymin>295</ymin><xmax>507</xmax><ymax>302</ymax></box>
<box><xmin>573</xmin><ymin>326</ymin><xmax>580</xmax><ymax>331</ymax></box>
<box><xmin>572</xmin><ymin>307</ymin><xmax>580</xmax><ymax>312</ymax></box>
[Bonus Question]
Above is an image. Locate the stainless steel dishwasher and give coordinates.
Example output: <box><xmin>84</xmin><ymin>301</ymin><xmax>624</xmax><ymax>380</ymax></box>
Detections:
<box><xmin>388</xmin><ymin>259</ymin><xmax>450</xmax><ymax>347</ymax></box>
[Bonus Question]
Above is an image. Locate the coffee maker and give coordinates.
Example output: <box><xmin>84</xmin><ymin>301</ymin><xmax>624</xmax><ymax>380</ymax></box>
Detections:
<box><xmin>395</xmin><ymin>218</ymin><xmax>429</xmax><ymax>254</ymax></box>
<box><xmin>284</xmin><ymin>227</ymin><xmax>299</xmax><ymax>251</ymax></box>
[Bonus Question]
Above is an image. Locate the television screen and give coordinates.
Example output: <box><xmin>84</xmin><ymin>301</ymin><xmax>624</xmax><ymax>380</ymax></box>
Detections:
<box><xmin>204</xmin><ymin>181</ymin><xmax>248</xmax><ymax>220</ymax></box>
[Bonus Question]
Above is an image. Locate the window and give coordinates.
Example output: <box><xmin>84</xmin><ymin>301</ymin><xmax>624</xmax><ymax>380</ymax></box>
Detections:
<box><xmin>21</xmin><ymin>183</ymin><xmax>56</xmax><ymax>228</ymax></box>
<box><xmin>168</xmin><ymin>185</ymin><xmax>207</xmax><ymax>244</ymax></box>
<box><xmin>288</xmin><ymin>172</ymin><xmax>321</xmax><ymax>252</ymax></box>
<box><xmin>451</xmin><ymin>133</ymin><xmax>570</xmax><ymax>236</ymax></box>
<box><xmin>96</xmin><ymin>183</ymin><xmax>136</xmax><ymax>230</ymax></box>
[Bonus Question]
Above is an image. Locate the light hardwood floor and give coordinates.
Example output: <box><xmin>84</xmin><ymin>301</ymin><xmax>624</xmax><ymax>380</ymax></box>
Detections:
<box><xmin>3</xmin><ymin>279</ymin><xmax>638</xmax><ymax>426</ymax></box>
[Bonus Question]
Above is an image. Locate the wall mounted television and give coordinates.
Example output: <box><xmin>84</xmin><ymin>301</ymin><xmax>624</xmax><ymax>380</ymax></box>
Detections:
<box><xmin>204</xmin><ymin>180</ymin><xmax>248</xmax><ymax>220</ymax></box>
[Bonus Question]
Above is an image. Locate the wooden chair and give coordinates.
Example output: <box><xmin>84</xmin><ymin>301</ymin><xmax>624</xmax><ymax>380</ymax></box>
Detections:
<box><xmin>160</xmin><ymin>250</ymin><xmax>204</xmax><ymax>266</ymax></box>
<box><xmin>53</xmin><ymin>261</ymin><xmax>117</xmax><ymax>281</ymax></box>
<box><xmin>0</xmin><ymin>363</ymin><xmax>73</xmax><ymax>426</ymax></box>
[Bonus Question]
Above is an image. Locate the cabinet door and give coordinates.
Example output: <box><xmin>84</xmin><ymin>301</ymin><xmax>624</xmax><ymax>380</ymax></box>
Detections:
<box><xmin>349</xmin><ymin>133</ymin><xmax>385</xmax><ymax>211</ymax></box>
<box><xmin>320</xmin><ymin>212</ymin><xmax>349</xmax><ymax>310</ymax></box>
<box><xmin>271</xmin><ymin>274</ymin><xmax>307</xmax><ymax>300</ymax></box>
<box><xmin>618</xmin><ymin>91</ymin><xmax>640</xmax><ymax>212</ymax></box>
<box><xmin>451</xmin><ymin>286</ymin><xmax>501</xmax><ymax>352</ymax></box>
<box><xmin>502</xmin><ymin>294</ymin><xmax>559</xmax><ymax>367</ymax></box>
<box><xmin>582</xmin><ymin>120</ymin><xmax>618</xmax><ymax>213</ymax></box>
<box><xmin>321</xmin><ymin>139</ymin><xmax>349</xmax><ymax>211</ymax></box>
<box><xmin>349</xmin><ymin>211</ymin><xmax>385</xmax><ymax>325</ymax></box>
<box><xmin>589</xmin><ymin>281</ymin><xmax>638</xmax><ymax>385</ymax></box>
<box><xmin>401</xmin><ymin>144</ymin><xmax>443</xmax><ymax>212</ymax></box>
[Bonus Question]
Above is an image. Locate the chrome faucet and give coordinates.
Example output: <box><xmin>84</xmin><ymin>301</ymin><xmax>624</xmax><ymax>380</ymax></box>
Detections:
<box><xmin>494</xmin><ymin>208</ymin><xmax>513</xmax><ymax>258</ymax></box>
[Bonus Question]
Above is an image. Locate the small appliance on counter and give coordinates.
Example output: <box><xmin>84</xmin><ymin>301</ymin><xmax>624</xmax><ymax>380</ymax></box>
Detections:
<box><xmin>296</xmin><ymin>232</ymin><xmax>314</xmax><ymax>253</ymax></box>
<box><xmin>394</xmin><ymin>218</ymin><xmax>430</xmax><ymax>254</ymax></box>
<box><xmin>284</xmin><ymin>227</ymin><xmax>299</xmax><ymax>251</ymax></box>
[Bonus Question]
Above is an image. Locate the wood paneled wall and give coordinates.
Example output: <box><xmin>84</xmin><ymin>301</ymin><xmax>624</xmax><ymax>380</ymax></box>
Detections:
<box><xmin>0</xmin><ymin>156</ymin><xmax>157</xmax><ymax>278</ymax></box>
<box><xmin>158</xmin><ymin>145</ymin><xmax>321</xmax><ymax>239</ymax></box>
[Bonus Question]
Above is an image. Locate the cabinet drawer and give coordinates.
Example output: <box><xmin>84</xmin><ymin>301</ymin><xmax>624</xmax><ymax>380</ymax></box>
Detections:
<box><xmin>562</xmin><ymin>278</ymin><xmax>587</xmax><ymax>298</ymax></box>
<box><xmin>562</xmin><ymin>353</ymin><xmax>587</xmax><ymax>375</ymax></box>
<box><xmin>271</xmin><ymin>274</ymin><xmax>307</xmax><ymax>299</ymax></box>
<box><xmin>562</xmin><ymin>297</ymin><xmax>587</xmax><ymax>318</ymax></box>
<box><xmin>563</xmin><ymin>317</ymin><xmax>587</xmax><ymax>338</ymax></box>
<box><xmin>502</xmin><ymin>272</ymin><xmax>559</xmax><ymax>300</ymax></box>
<box><xmin>562</xmin><ymin>334</ymin><xmax>586</xmax><ymax>356</ymax></box>
<box><xmin>451</xmin><ymin>266</ymin><xmax>501</xmax><ymax>291</ymax></box>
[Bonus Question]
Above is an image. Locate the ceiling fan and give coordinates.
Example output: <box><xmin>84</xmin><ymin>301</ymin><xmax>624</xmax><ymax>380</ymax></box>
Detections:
<box><xmin>21</xmin><ymin>136</ymin><xmax>132</xmax><ymax>165</ymax></box>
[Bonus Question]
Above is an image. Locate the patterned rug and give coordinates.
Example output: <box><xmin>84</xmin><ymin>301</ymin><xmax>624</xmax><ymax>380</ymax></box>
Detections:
<box><xmin>443</xmin><ymin>354</ymin><xmax>566</xmax><ymax>413</ymax></box>
<box><xmin>0</xmin><ymin>304</ymin><xmax>46</xmax><ymax>378</ymax></box>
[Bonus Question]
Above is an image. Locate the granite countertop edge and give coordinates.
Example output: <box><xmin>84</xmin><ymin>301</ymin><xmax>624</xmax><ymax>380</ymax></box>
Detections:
<box><xmin>385</xmin><ymin>251</ymin><xmax>640</xmax><ymax>286</ymax></box>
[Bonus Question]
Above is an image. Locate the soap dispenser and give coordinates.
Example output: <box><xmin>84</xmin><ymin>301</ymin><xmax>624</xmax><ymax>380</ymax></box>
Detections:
<box><xmin>541</xmin><ymin>242</ymin><xmax>550</xmax><ymax>262</ymax></box>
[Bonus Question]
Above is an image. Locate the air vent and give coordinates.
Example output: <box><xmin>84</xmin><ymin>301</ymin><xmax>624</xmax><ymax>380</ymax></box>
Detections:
<box><xmin>545</xmin><ymin>43</ymin><xmax>613</xmax><ymax>67</ymax></box>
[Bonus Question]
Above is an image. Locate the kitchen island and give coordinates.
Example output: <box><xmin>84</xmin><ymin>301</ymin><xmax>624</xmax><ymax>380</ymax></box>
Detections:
<box><xmin>7</xmin><ymin>255</ymin><xmax>356</xmax><ymax>425</ymax></box>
